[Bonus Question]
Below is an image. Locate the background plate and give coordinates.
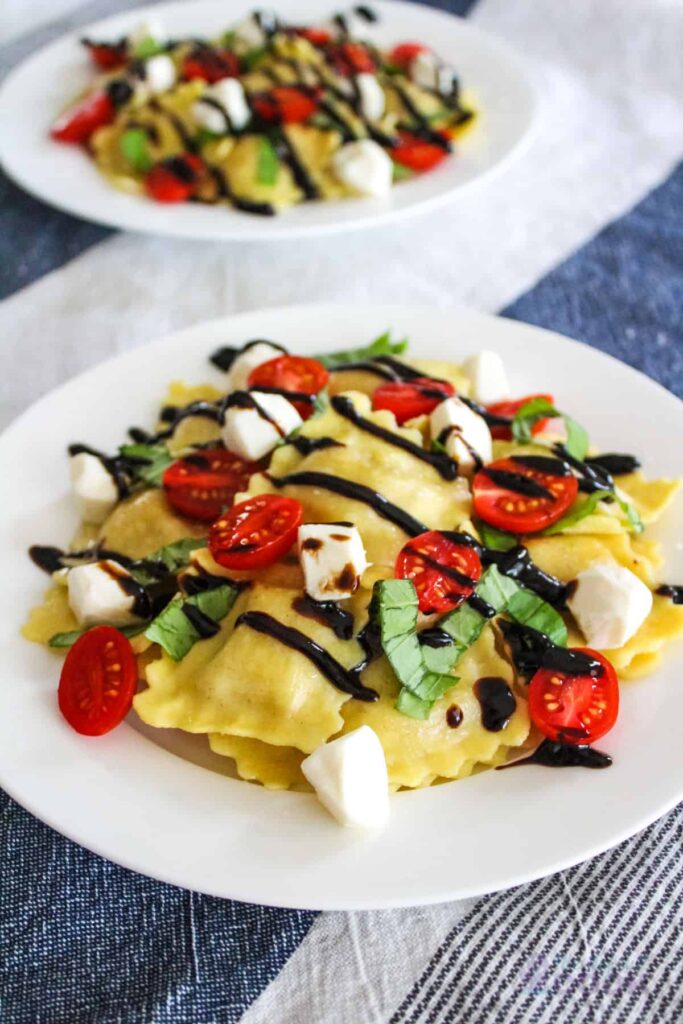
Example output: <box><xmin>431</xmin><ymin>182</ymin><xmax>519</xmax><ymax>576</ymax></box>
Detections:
<box><xmin>0</xmin><ymin>305</ymin><xmax>681</xmax><ymax>910</ymax></box>
<box><xmin>0</xmin><ymin>0</ymin><xmax>537</xmax><ymax>241</ymax></box>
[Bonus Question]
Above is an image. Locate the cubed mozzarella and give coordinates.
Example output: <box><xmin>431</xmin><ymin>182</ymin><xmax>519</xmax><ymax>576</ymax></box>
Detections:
<box><xmin>226</xmin><ymin>342</ymin><xmax>285</xmax><ymax>390</ymax></box>
<box><xmin>567</xmin><ymin>561</ymin><xmax>653</xmax><ymax>649</ymax></box>
<box><xmin>127</xmin><ymin>15</ymin><xmax>166</xmax><ymax>49</ymax></box>
<box><xmin>297</xmin><ymin>523</ymin><xmax>368</xmax><ymax>601</ymax></box>
<box><xmin>221</xmin><ymin>391</ymin><xmax>302</xmax><ymax>461</ymax></box>
<box><xmin>355</xmin><ymin>73</ymin><xmax>385</xmax><ymax>121</ymax></box>
<box><xmin>301</xmin><ymin>726</ymin><xmax>389</xmax><ymax>828</ymax></box>
<box><xmin>67</xmin><ymin>560</ymin><xmax>140</xmax><ymax>628</ymax></box>
<box><xmin>70</xmin><ymin>452</ymin><xmax>118</xmax><ymax>524</ymax></box>
<box><xmin>143</xmin><ymin>54</ymin><xmax>176</xmax><ymax>95</ymax></box>
<box><xmin>193</xmin><ymin>79</ymin><xmax>251</xmax><ymax>134</ymax></box>
<box><xmin>410</xmin><ymin>50</ymin><xmax>439</xmax><ymax>91</ymax></box>
<box><xmin>462</xmin><ymin>351</ymin><xmax>511</xmax><ymax>405</ymax></box>
<box><xmin>430</xmin><ymin>397</ymin><xmax>492</xmax><ymax>475</ymax></box>
<box><xmin>331</xmin><ymin>140</ymin><xmax>393</xmax><ymax>198</ymax></box>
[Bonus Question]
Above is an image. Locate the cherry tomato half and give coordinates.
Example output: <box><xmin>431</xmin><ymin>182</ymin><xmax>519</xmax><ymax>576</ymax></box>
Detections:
<box><xmin>248</xmin><ymin>355</ymin><xmax>329</xmax><ymax>418</ymax></box>
<box><xmin>251</xmin><ymin>87</ymin><xmax>318</xmax><ymax>124</ymax></box>
<box><xmin>146</xmin><ymin>154</ymin><xmax>204</xmax><ymax>203</ymax></box>
<box><xmin>163</xmin><ymin>447</ymin><xmax>263</xmax><ymax>521</ymax></box>
<box><xmin>372</xmin><ymin>377</ymin><xmax>454</xmax><ymax>424</ymax></box>
<box><xmin>58</xmin><ymin>626</ymin><xmax>138</xmax><ymax>736</ymax></box>
<box><xmin>389</xmin><ymin>42</ymin><xmax>428</xmax><ymax>70</ymax></box>
<box><xmin>297</xmin><ymin>26</ymin><xmax>332</xmax><ymax>46</ymax></box>
<box><xmin>487</xmin><ymin>394</ymin><xmax>555</xmax><ymax>440</ymax></box>
<box><xmin>83</xmin><ymin>40</ymin><xmax>128</xmax><ymax>70</ymax></box>
<box><xmin>390</xmin><ymin>131</ymin><xmax>449</xmax><ymax>173</ymax></box>
<box><xmin>181</xmin><ymin>47</ymin><xmax>239</xmax><ymax>82</ymax></box>
<box><xmin>529</xmin><ymin>649</ymin><xmax>619</xmax><ymax>745</ymax></box>
<box><xmin>472</xmin><ymin>456</ymin><xmax>578</xmax><ymax>534</ymax></box>
<box><xmin>208</xmin><ymin>494</ymin><xmax>304</xmax><ymax>570</ymax></box>
<box><xmin>396</xmin><ymin>530</ymin><xmax>482</xmax><ymax>615</ymax></box>
<box><xmin>51</xmin><ymin>91</ymin><xmax>115</xmax><ymax>144</ymax></box>
<box><xmin>328</xmin><ymin>41</ymin><xmax>376</xmax><ymax>76</ymax></box>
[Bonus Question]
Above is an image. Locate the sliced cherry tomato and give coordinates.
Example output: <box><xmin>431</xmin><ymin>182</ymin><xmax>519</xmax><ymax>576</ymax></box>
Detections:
<box><xmin>247</xmin><ymin>355</ymin><xmax>329</xmax><ymax>418</ymax></box>
<box><xmin>487</xmin><ymin>394</ymin><xmax>554</xmax><ymax>440</ymax></box>
<box><xmin>209</xmin><ymin>494</ymin><xmax>304</xmax><ymax>570</ymax></box>
<box><xmin>251</xmin><ymin>87</ymin><xmax>319</xmax><ymax>124</ymax></box>
<box><xmin>146</xmin><ymin>154</ymin><xmax>204</xmax><ymax>203</ymax></box>
<box><xmin>83</xmin><ymin>40</ymin><xmax>128</xmax><ymax>70</ymax></box>
<box><xmin>181</xmin><ymin>46</ymin><xmax>239</xmax><ymax>82</ymax></box>
<box><xmin>163</xmin><ymin>447</ymin><xmax>263</xmax><ymax>521</ymax></box>
<box><xmin>529</xmin><ymin>649</ymin><xmax>619</xmax><ymax>745</ymax></box>
<box><xmin>371</xmin><ymin>377</ymin><xmax>454</xmax><ymax>424</ymax></box>
<box><xmin>388</xmin><ymin>42</ymin><xmax>428</xmax><ymax>70</ymax></box>
<box><xmin>390</xmin><ymin>131</ymin><xmax>449</xmax><ymax>172</ymax></box>
<box><xmin>328</xmin><ymin>41</ymin><xmax>376</xmax><ymax>76</ymax></box>
<box><xmin>297</xmin><ymin>27</ymin><xmax>332</xmax><ymax>45</ymax></box>
<box><xmin>473</xmin><ymin>456</ymin><xmax>578</xmax><ymax>534</ymax></box>
<box><xmin>396</xmin><ymin>530</ymin><xmax>482</xmax><ymax>615</ymax></box>
<box><xmin>51</xmin><ymin>91</ymin><xmax>115</xmax><ymax>144</ymax></box>
<box><xmin>58</xmin><ymin>626</ymin><xmax>138</xmax><ymax>736</ymax></box>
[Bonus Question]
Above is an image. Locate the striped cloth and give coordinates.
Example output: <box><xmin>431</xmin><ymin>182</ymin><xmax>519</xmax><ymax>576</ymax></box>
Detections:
<box><xmin>0</xmin><ymin>2</ymin><xmax>681</xmax><ymax>1022</ymax></box>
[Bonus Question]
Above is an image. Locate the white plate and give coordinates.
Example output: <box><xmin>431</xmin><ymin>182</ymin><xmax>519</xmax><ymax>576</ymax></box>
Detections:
<box><xmin>0</xmin><ymin>0</ymin><xmax>537</xmax><ymax>241</ymax></box>
<box><xmin>1</xmin><ymin>305</ymin><xmax>681</xmax><ymax>911</ymax></box>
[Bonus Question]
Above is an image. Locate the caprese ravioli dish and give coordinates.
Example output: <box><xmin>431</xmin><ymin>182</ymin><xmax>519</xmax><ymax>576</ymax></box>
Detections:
<box><xmin>24</xmin><ymin>333</ymin><xmax>683</xmax><ymax>829</ymax></box>
<box><xmin>50</xmin><ymin>7</ymin><xmax>474</xmax><ymax>214</ymax></box>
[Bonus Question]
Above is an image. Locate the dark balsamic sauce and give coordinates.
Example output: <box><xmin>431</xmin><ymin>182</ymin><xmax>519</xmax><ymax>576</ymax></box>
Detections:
<box><xmin>202</xmin><ymin>164</ymin><xmax>276</xmax><ymax>216</ymax></box>
<box><xmin>420</xmin><ymin>627</ymin><xmax>453</xmax><ymax>648</ymax></box>
<box><xmin>656</xmin><ymin>584</ymin><xmax>683</xmax><ymax>604</ymax></box>
<box><xmin>269</xmin><ymin>471</ymin><xmax>427</xmax><ymax>536</ymax></box>
<box><xmin>552</xmin><ymin>444</ymin><xmax>613</xmax><ymax>494</ymax></box>
<box><xmin>181</xmin><ymin>602</ymin><xmax>221</xmax><ymax>638</ymax></box>
<box><xmin>510</xmin><ymin>455</ymin><xmax>572</xmax><ymax>477</ymax></box>
<box><xmin>499</xmin><ymin>740</ymin><xmax>612</xmax><ymax>770</ymax></box>
<box><xmin>274</xmin><ymin>133</ymin><xmax>319</xmax><ymax>200</ymax></box>
<box><xmin>292</xmin><ymin>594</ymin><xmax>355</xmax><ymax>639</ymax></box>
<box><xmin>147</xmin><ymin>99</ymin><xmax>197</xmax><ymax>151</ymax></box>
<box><xmin>585</xmin><ymin>453</ymin><xmax>640</xmax><ymax>477</ymax></box>
<box><xmin>446</xmin><ymin>704</ymin><xmax>463</xmax><ymax>728</ymax></box>
<box><xmin>100</xmin><ymin>560</ymin><xmax>151</xmax><ymax>618</ymax></box>
<box><xmin>289</xmin><ymin>436</ymin><xmax>344</xmax><ymax>455</ymax></box>
<box><xmin>400</xmin><ymin>543</ymin><xmax>475</xmax><ymax>590</ymax></box>
<box><xmin>330</xmin><ymin>395</ymin><xmax>458</xmax><ymax>480</ymax></box>
<box><xmin>236</xmin><ymin>610</ymin><xmax>378</xmax><ymax>701</ymax></box>
<box><xmin>480</xmin><ymin>467</ymin><xmax>554</xmax><ymax>500</ymax></box>
<box><xmin>328</xmin><ymin>361</ymin><xmax>398</xmax><ymax>381</ymax></box>
<box><xmin>474</xmin><ymin>677</ymin><xmax>516</xmax><ymax>732</ymax></box>
<box><xmin>498</xmin><ymin>619</ymin><xmax>604</xmax><ymax>679</ymax></box>
<box><xmin>67</xmin><ymin>443</ymin><xmax>131</xmax><ymax>498</ymax></box>
<box><xmin>467</xmin><ymin>594</ymin><xmax>496</xmax><ymax>619</ymax></box>
<box><xmin>459</xmin><ymin>396</ymin><xmax>511</xmax><ymax>430</ymax></box>
<box><xmin>210</xmin><ymin>339</ymin><xmax>287</xmax><ymax>373</ymax></box>
<box><xmin>250</xmin><ymin>385</ymin><xmax>315</xmax><ymax>407</ymax></box>
<box><xmin>222</xmin><ymin>391</ymin><xmax>285</xmax><ymax>435</ymax></box>
<box><xmin>28</xmin><ymin>543</ymin><xmax>133</xmax><ymax>575</ymax></box>
<box><xmin>482</xmin><ymin>545</ymin><xmax>568</xmax><ymax>608</ymax></box>
<box><xmin>130</xmin><ymin>401</ymin><xmax>221</xmax><ymax>445</ymax></box>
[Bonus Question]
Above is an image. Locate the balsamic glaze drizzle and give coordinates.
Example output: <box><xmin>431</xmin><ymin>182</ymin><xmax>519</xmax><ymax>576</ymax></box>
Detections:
<box><xmin>181</xmin><ymin>602</ymin><xmax>221</xmax><ymax>638</ymax></box>
<box><xmin>129</xmin><ymin>401</ymin><xmax>222</xmax><ymax>445</ymax></box>
<box><xmin>498</xmin><ymin>619</ymin><xmax>604</xmax><ymax>679</ymax></box>
<box><xmin>210</xmin><ymin>340</ymin><xmax>287</xmax><ymax>373</ymax></box>
<box><xmin>474</xmin><ymin>677</ymin><xmax>516</xmax><ymax>732</ymax></box>
<box><xmin>480</xmin><ymin>467</ymin><xmax>554</xmax><ymax>500</ymax></box>
<box><xmin>288</xmin><ymin>436</ymin><xmax>344</xmax><ymax>455</ymax></box>
<box><xmin>292</xmin><ymin>594</ymin><xmax>355</xmax><ymax>639</ymax></box>
<box><xmin>509</xmin><ymin>455</ymin><xmax>572</xmax><ymax>477</ymax></box>
<box><xmin>482</xmin><ymin>545</ymin><xmax>568</xmax><ymax>608</ymax></box>
<box><xmin>222</xmin><ymin>391</ymin><xmax>285</xmax><ymax>435</ymax></box>
<box><xmin>67</xmin><ymin>443</ymin><xmax>131</xmax><ymax>498</ymax></box>
<box><xmin>585</xmin><ymin>453</ymin><xmax>640</xmax><ymax>477</ymax></box>
<box><xmin>656</xmin><ymin>584</ymin><xmax>683</xmax><ymax>604</ymax></box>
<box><xmin>499</xmin><ymin>740</ymin><xmax>612</xmax><ymax>770</ymax></box>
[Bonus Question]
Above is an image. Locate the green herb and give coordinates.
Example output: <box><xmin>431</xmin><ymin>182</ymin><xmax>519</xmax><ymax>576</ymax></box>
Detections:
<box><xmin>129</xmin><ymin>538</ymin><xmax>206</xmax><ymax>586</ymax></box>
<box><xmin>134</xmin><ymin>37</ymin><xmax>165</xmax><ymax>58</ymax></box>
<box><xmin>392</xmin><ymin>161</ymin><xmax>414</xmax><ymax>183</ymax></box>
<box><xmin>315</xmin><ymin>331</ymin><xmax>409</xmax><ymax>370</ymax></box>
<box><xmin>257</xmin><ymin>137</ymin><xmax>279</xmax><ymax>185</ymax></box>
<box><xmin>506</xmin><ymin>589</ymin><xmax>567</xmax><ymax>646</ymax></box>
<box><xmin>541</xmin><ymin>489</ymin><xmax>643</xmax><ymax>536</ymax></box>
<box><xmin>221</xmin><ymin>30</ymin><xmax>236</xmax><ymax>47</ymax></box>
<box><xmin>312</xmin><ymin>388</ymin><xmax>329</xmax><ymax>414</ymax></box>
<box><xmin>119</xmin><ymin>442</ymin><xmax>175</xmax><ymax>487</ymax></box>
<box><xmin>478</xmin><ymin>521</ymin><xmax>517</xmax><ymax>552</ymax></box>
<box><xmin>145</xmin><ymin>584</ymin><xmax>239</xmax><ymax>661</ymax></box>
<box><xmin>438</xmin><ymin>565</ymin><xmax>519</xmax><ymax>657</ymax></box>
<box><xmin>382</xmin><ymin>61</ymin><xmax>402</xmax><ymax>75</ymax></box>
<box><xmin>195</xmin><ymin>127</ymin><xmax>222</xmax><ymax>147</ymax></box>
<box><xmin>242</xmin><ymin>45</ymin><xmax>269</xmax><ymax>71</ymax></box>
<box><xmin>308</xmin><ymin>114</ymin><xmax>336</xmax><ymax>130</ymax></box>
<box><xmin>511</xmin><ymin>398</ymin><xmax>589</xmax><ymax>461</ymax></box>
<box><xmin>48</xmin><ymin>622</ymin><xmax>147</xmax><ymax>648</ymax></box>
<box><xmin>120</xmin><ymin>128</ymin><xmax>152</xmax><ymax>172</ymax></box>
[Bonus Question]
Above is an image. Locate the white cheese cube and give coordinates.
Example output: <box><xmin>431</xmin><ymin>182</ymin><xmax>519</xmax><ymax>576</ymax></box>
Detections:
<box><xmin>226</xmin><ymin>342</ymin><xmax>285</xmax><ymax>391</ymax></box>
<box><xmin>70</xmin><ymin>452</ymin><xmax>118</xmax><ymax>524</ymax></box>
<box><xmin>221</xmin><ymin>391</ymin><xmax>302</xmax><ymax>461</ymax></box>
<box><xmin>67</xmin><ymin>560</ymin><xmax>140</xmax><ymax>628</ymax></box>
<box><xmin>193</xmin><ymin>79</ymin><xmax>251</xmax><ymax>134</ymax></box>
<box><xmin>128</xmin><ymin>16</ymin><xmax>166</xmax><ymax>48</ymax></box>
<box><xmin>331</xmin><ymin>140</ymin><xmax>393</xmax><ymax>198</ymax></box>
<box><xmin>462</xmin><ymin>350</ymin><xmax>511</xmax><ymax>405</ymax></box>
<box><xmin>410</xmin><ymin>50</ymin><xmax>439</xmax><ymax>91</ymax></box>
<box><xmin>143</xmin><ymin>54</ymin><xmax>176</xmax><ymax>95</ymax></box>
<box><xmin>355</xmin><ymin>73</ymin><xmax>385</xmax><ymax>121</ymax></box>
<box><xmin>297</xmin><ymin>522</ymin><xmax>369</xmax><ymax>601</ymax></box>
<box><xmin>301</xmin><ymin>726</ymin><xmax>389</xmax><ymax>829</ymax></box>
<box><xmin>430</xmin><ymin>397</ymin><xmax>492</xmax><ymax>475</ymax></box>
<box><xmin>567</xmin><ymin>561</ymin><xmax>653</xmax><ymax>649</ymax></box>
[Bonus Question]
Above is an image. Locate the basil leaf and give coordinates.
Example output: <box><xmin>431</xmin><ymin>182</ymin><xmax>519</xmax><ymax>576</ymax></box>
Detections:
<box><xmin>129</xmin><ymin>538</ymin><xmax>206</xmax><ymax>585</ymax></box>
<box><xmin>145</xmin><ymin>583</ymin><xmax>239</xmax><ymax>661</ymax></box>
<box><xmin>195</xmin><ymin>127</ymin><xmax>222</xmax><ymax>147</ymax></box>
<box><xmin>134</xmin><ymin>37</ymin><xmax>165</xmax><ymax>58</ymax></box>
<box><xmin>437</xmin><ymin>565</ymin><xmax>519</xmax><ymax>660</ymax></box>
<box><xmin>48</xmin><ymin>622</ymin><xmax>147</xmax><ymax>648</ymax></box>
<box><xmin>615</xmin><ymin>492</ymin><xmax>644</xmax><ymax>533</ymax></box>
<box><xmin>506</xmin><ymin>588</ymin><xmax>567</xmax><ymax>646</ymax></box>
<box><xmin>256</xmin><ymin>137</ymin><xmax>279</xmax><ymax>185</ymax></box>
<box><xmin>392</xmin><ymin>162</ymin><xmax>414</xmax><ymax>182</ymax></box>
<box><xmin>478</xmin><ymin>521</ymin><xmax>517</xmax><ymax>552</ymax></box>
<box><xmin>119</xmin><ymin>442</ymin><xmax>174</xmax><ymax>487</ymax></box>
<box><xmin>563</xmin><ymin>415</ymin><xmax>589</xmax><ymax>461</ymax></box>
<box><xmin>120</xmin><ymin>128</ymin><xmax>151</xmax><ymax>172</ymax></box>
<box><xmin>242</xmin><ymin>45</ymin><xmax>268</xmax><ymax>70</ymax></box>
<box><xmin>541</xmin><ymin>489</ymin><xmax>643</xmax><ymax>536</ymax></box>
<box><xmin>511</xmin><ymin>398</ymin><xmax>589</xmax><ymax>460</ymax></box>
<box><xmin>315</xmin><ymin>331</ymin><xmax>409</xmax><ymax>369</ymax></box>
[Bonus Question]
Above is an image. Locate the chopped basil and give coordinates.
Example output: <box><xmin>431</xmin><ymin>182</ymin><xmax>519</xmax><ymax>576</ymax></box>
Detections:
<box><xmin>314</xmin><ymin>331</ymin><xmax>408</xmax><ymax>370</ymax></box>
<box><xmin>48</xmin><ymin>622</ymin><xmax>147</xmax><ymax>649</ymax></box>
<box><xmin>437</xmin><ymin>565</ymin><xmax>519</xmax><ymax>656</ymax></box>
<box><xmin>392</xmin><ymin>162</ymin><xmax>414</xmax><ymax>183</ymax></box>
<box><xmin>134</xmin><ymin>37</ymin><xmax>165</xmax><ymax>58</ymax></box>
<box><xmin>129</xmin><ymin>538</ymin><xmax>206</xmax><ymax>586</ymax></box>
<box><xmin>257</xmin><ymin>137</ymin><xmax>279</xmax><ymax>185</ymax></box>
<box><xmin>195</xmin><ymin>127</ymin><xmax>222</xmax><ymax>147</ymax></box>
<box><xmin>119</xmin><ymin>442</ymin><xmax>174</xmax><ymax>487</ymax></box>
<box><xmin>144</xmin><ymin>583</ymin><xmax>239</xmax><ymax>661</ymax></box>
<box><xmin>242</xmin><ymin>45</ymin><xmax>269</xmax><ymax>71</ymax></box>
<box><xmin>512</xmin><ymin>398</ymin><xmax>589</xmax><ymax>461</ymax></box>
<box><xmin>478</xmin><ymin>521</ymin><xmax>517</xmax><ymax>552</ymax></box>
<box><xmin>541</xmin><ymin>489</ymin><xmax>643</xmax><ymax>536</ymax></box>
<box><xmin>506</xmin><ymin>589</ymin><xmax>567</xmax><ymax>646</ymax></box>
<box><xmin>120</xmin><ymin>128</ymin><xmax>152</xmax><ymax>172</ymax></box>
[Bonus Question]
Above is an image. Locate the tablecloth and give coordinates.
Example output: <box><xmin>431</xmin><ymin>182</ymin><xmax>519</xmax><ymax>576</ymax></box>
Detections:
<box><xmin>0</xmin><ymin>1</ymin><xmax>681</xmax><ymax>1022</ymax></box>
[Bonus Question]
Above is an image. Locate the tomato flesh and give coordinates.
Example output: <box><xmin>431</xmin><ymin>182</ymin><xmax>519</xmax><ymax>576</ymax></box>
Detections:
<box><xmin>297</xmin><ymin>27</ymin><xmax>331</xmax><ymax>45</ymax></box>
<box><xmin>390</xmin><ymin>131</ymin><xmax>449</xmax><ymax>172</ymax></box>
<box><xmin>472</xmin><ymin>456</ymin><xmax>578</xmax><ymax>534</ymax></box>
<box><xmin>251</xmin><ymin>87</ymin><xmax>318</xmax><ymax>124</ymax></box>
<box><xmin>248</xmin><ymin>355</ymin><xmax>329</xmax><ymax>418</ymax></box>
<box><xmin>163</xmin><ymin>447</ymin><xmax>263</xmax><ymax>521</ymax></box>
<box><xmin>146</xmin><ymin>155</ymin><xmax>204</xmax><ymax>203</ymax></box>
<box><xmin>182</xmin><ymin>47</ymin><xmax>239</xmax><ymax>82</ymax></box>
<box><xmin>529</xmin><ymin>648</ymin><xmax>619</xmax><ymax>745</ymax></box>
<box><xmin>208</xmin><ymin>494</ymin><xmax>304</xmax><ymax>570</ymax></box>
<box><xmin>51</xmin><ymin>91</ymin><xmax>115</xmax><ymax>144</ymax></box>
<box><xmin>58</xmin><ymin>626</ymin><xmax>138</xmax><ymax>736</ymax></box>
<box><xmin>396</xmin><ymin>530</ymin><xmax>482</xmax><ymax>615</ymax></box>
<box><xmin>389</xmin><ymin>42</ymin><xmax>429</xmax><ymax>70</ymax></box>
<box><xmin>333</xmin><ymin>42</ymin><xmax>376</xmax><ymax>74</ymax></box>
<box><xmin>487</xmin><ymin>394</ymin><xmax>555</xmax><ymax>440</ymax></box>
<box><xmin>84</xmin><ymin>41</ymin><xmax>128</xmax><ymax>70</ymax></box>
<box><xmin>372</xmin><ymin>378</ymin><xmax>454</xmax><ymax>424</ymax></box>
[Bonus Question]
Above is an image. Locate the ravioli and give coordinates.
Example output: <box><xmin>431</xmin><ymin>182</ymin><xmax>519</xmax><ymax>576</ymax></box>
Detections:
<box><xmin>208</xmin><ymin>733</ymin><xmax>306</xmax><ymax>790</ymax></box>
<box><xmin>98</xmin><ymin>488</ymin><xmax>206</xmax><ymax>560</ymax></box>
